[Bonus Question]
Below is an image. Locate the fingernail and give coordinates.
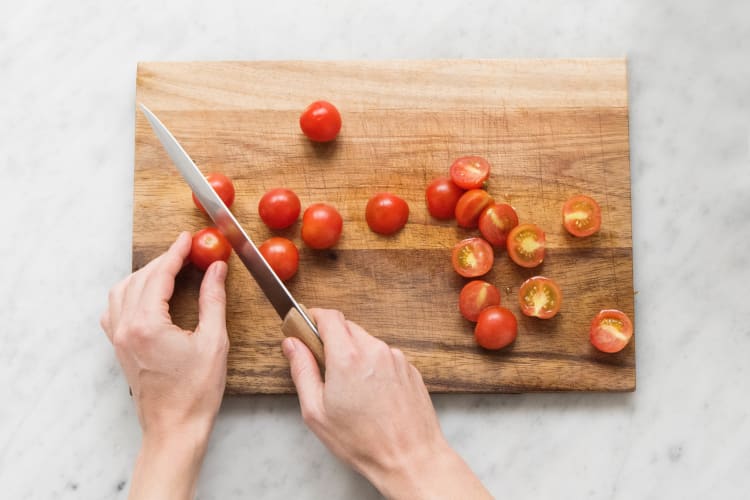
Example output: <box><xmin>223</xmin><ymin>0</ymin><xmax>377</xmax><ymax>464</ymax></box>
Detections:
<box><xmin>282</xmin><ymin>337</ymin><xmax>296</xmax><ymax>358</ymax></box>
<box><xmin>213</xmin><ymin>260</ymin><xmax>228</xmax><ymax>280</ymax></box>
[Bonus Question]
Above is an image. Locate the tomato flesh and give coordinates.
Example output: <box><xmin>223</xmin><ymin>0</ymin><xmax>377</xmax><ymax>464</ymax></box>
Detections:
<box><xmin>450</xmin><ymin>156</ymin><xmax>491</xmax><ymax>190</ymax></box>
<box><xmin>193</xmin><ymin>173</ymin><xmax>235</xmax><ymax>214</ymax></box>
<box><xmin>590</xmin><ymin>309</ymin><xmax>633</xmax><ymax>353</ymax></box>
<box><xmin>301</xmin><ymin>203</ymin><xmax>343</xmax><ymax>249</ymax></box>
<box><xmin>425</xmin><ymin>177</ymin><xmax>465</xmax><ymax>220</ymax></box>
<box><xmin>506</xmin><ymin>223</ymin><xmax>545</xmax><ymax>268</ymax></box>
<box><xmin>299</xmin><ymin>100</ymin><xmax>342</xmax><ymax>142</ymax></box>
<box><xmin>190</xmin><ymin>228</ymin><xmax>232</xmax><ymax>271</ymax></box>
<box><xmin>459</xmin><ymin>280</ymin><xmax>501</xmax><ymax>322</ymax></box>
<box><xmin>519</xmin><ymin>276</ymin><xmax>562</xmax><ymax>319</ymax></box>
<box><xmin>455</xmin><ymin>189</ymin><xmax>493</xmax><ymax>228</ymax></box>
<box><xmin>258</xmin><ymin>188</ymin><xmax>301</xmax><ymax>230</ymax></box>
<box><xmin>366</xmin><ymin>192</ymin><xmax>409</xmax><ymax>235</ymax></box>
<box><xmin>478</xmin><ymin>203</ymin><xmax>519</xmax><ymax>247</ymax></box>
<box><xmin>474</xmin><ymin>306</ymin><xmax>518</xmax><ymax>350</ymax></box>
<box><xmin>451</xmin><ymin>237</ymin><xmax>494</xmax><ymax>278</ymax></box>
<box><xmin>259</xmin><ymin>237</ymin><xmax>299</xmax><ymax>281</ymax></box>
<box><xmin>562</xmin><ymin>194</ymin><xmax>601</xmax><ymax>237</ymax></box>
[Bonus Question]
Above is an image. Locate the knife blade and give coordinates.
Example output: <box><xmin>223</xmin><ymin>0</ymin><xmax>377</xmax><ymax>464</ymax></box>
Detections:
<box><xmin>138</xmin><ymin>103</ymin><xmax>324</xmax><ymax>366</ymax></box>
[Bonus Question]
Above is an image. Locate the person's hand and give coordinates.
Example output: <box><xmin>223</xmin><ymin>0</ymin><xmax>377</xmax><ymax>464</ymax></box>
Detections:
<box><xmin>282</xmin><ymin>309</ymin><xmax>492</xmax><ymax>500</ymax></box>
<box><xmin>101</xmin><ymin>231</ymin><xmax>229</xmax><ymax>500</ymax></box>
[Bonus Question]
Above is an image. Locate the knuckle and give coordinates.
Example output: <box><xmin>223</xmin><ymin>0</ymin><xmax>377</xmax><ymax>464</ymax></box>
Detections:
<box><xmin>300</xmin><ymin>405</ymin><xmax>324</xmax><ymax>427</ymax></box>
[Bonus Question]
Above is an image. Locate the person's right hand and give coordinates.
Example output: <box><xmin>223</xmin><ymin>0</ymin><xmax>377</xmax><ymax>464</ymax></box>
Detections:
<box><xmin>281</xmin><ymin>309</ymin><xmax>492</xmax><ymax>500</ymax></box>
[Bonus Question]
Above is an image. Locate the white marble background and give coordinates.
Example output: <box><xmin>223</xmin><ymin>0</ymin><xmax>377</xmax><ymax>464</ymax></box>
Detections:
<box><xmin>1</xmin><ymin>0</ymin><xmax>748</xmax><ymax>498</ymax></box>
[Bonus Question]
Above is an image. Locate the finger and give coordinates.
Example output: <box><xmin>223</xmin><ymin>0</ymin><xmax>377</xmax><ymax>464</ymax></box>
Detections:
<box><xmin>142</xmin><ymin>232</ymin><xmax>193</xmax><ymax>304</ymax></box>
<box><xmin>197</xmin><ymin>260</ymin><xmax>228</xmax><ymax>340</ymax></box>
<box><xmin>309</xmin><ymin>308</ymin><xmax>356</xmax><ymax>365</ymax></box>
<box><xmin>390</xmin><ymin>347</ymin><xmax>410</xmax><ymax>381</ymax></box>
<box><xmin>107</xmin><ymin>274</ymin><xmax>131</xmax><ymax>334</ymax></box>
<box><xmin>100</xmin><ymin>309</ymin><xmax>112</xmax><ymax>341</ymax></box>
<box><xmin>282</xmin><ymin>337</ymin><xmax>325</xmax><ymax>426</ymax></box>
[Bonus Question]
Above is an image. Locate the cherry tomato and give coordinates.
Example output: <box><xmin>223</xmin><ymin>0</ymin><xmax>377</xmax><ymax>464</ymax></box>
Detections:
<box><xmin>451</xmin><ymin>237</ymin><xmax>494</xmax><ymax>278</ymax></box>
<box><xmin>259</xmin><ymin>237</ymin><xmax>299</xmax><ymax>281</ymax></box>
<box><xmin>299</xmin><ymin>100</ymin><xmax>342</xmax><ymax>142</ymax></box>
<box><xmin>190</xmin><ymin>228</ymin><xmax>231</xmax><ymax>271</ymax></box>
<box><xmin>455</xmin><ymin>189</ymin><xmax>493</xmax><ymax>228</ymax></box>
<box><xmin>425</xmin><ymin>177</ymin><xmax>465</xmax><ymax>220</ymax></box>
<box><xmin>506</xmin><ymin>223</ymin><xmax>545</xmax><ymax>268</ymax></box>
<box><xmin>459</xmin><ymin>280</ymin><xmax>501</xmax><ymax>322</ymax></box>
<box><xmin>478</xmin><ymin>203</ymin><xmax>519</xmax><ymax>247</ymax></box>
<box><xmin>450</xmin><ymin>156</ymin><xmax>491</xmax><ymax>190</ymax></box>
<box><xmin>301</xmin><ymin>203</ymin><xmax>343</xmax><ymax>249</ymax></box>
<box><xmin>192</xmin><ymin>173</ymin><xmax>235</xmax><ymax>214</ymax></box>
<box><xmin>563</xmin><ymin>194</ymin><xmax>602</xmax><ymax>237</ymax></box>
<box><xmin>258</xmin><ymin>188</ymin><xmax>301</xmax><ymax>230</ymax></box>
<box><xmin>590</xmin><ymin>309</ymin><xmax>633</xmax><ymax>353</ymax></box>
<box><xmin>365</xmin><ymin>192</ymin><xmax>409</xmax><ymax>235</ymax></box>
<box><xmin>518</xmin><ymin>276</ymin><xmax>562</xmax><ymax>319</ymax></box>
<box><xmin>474</xmin><ymin>306</ymin><xmax>518</xmax><ymax>350</ymax></box>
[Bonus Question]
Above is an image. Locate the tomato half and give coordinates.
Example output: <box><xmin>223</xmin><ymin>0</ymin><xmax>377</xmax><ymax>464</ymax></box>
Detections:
<box><xmin>190</xmin><ymin>228</ymin><xmax>232</xmax><ymax>271</ymax></box>
<box><xmin>365</xmin><ymin>193</ymin><xmax>409</xmax><ymax>235</ymax></box>
<box><xmin>193</xmin><ymin>173</ymin><xmax>235</xmax><ymax>214</ymax></box>
<box><xmin>506</xmin><ymin>224</ymin><xmax>545</xmax><ymax>268</ymax></box>
<box><xmin>259</xmin><ymin>237</ymin><xmax>299</xmax><ymax>281</ymax></box>
<box><xmin>518</xmin><ymin>276</ymin><xmax>562</xmax><ymax>319</ymax></box>
<box><xmin>478</xmin><ymin>203</ymin><xmax>519</xmax><ymax>247</ymax></box>
<box><xmin>301</xmin><ymin>203</ymin><xmax>343</xmax><ymax>249</ymax></box>
<box><xmin>474</xmin><ymin>306</ymin><xmax>518</xmax><ymax>350</ymax></box>
<box><xmin>299</xmin><ymin>100</ymin><xmax>342</xmax><ymax>142</ymax></box>
<box><xmin>562</xmin><ymin>194</ymin><xmax>601</xmax><ymax>237</ymax></box>
<box><xmin>425</xmin><ymin>177</ymin><xmax>465</xmax><ymax>220</ymax></box>
<box><xmin>459</xmin><ymin>280</ymin><xmax>501</xmax><ymax>322</ymax></box>
<box><xmin>258</xmin><ymin>188</ymin><xmax>301</xmax><ymax>230</ymax></box>
<box><xmin>455</xmin><ymin>189</ymin><xmax>493</xmax><ymax>228</ymax></box>
<box><xmin>450</xmin><ymin>156</ymin><xmax>491</xmax><ymax>190</ymax></box>
<box><xmin>590</xmin><ymin>309</ymin><xmax>633</xmax><ymax>353</ymax></box>
<box><xmin>451</xmin><ymin>237</ymin><xmax>494</xmax><ymax>278</ymax></box>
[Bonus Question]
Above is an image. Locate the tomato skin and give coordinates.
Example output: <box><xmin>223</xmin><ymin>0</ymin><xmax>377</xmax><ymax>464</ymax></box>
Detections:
<box><xmin>562</xmin><ymin>194</ymin><xmax>602</xmax><ymax>237</ymax></box>
<box><xmin>190</xmin><ymin>228</ymin><xmax>232</xmax><ymax>271</ymax></box>
<box><xmin>365</xmin><ymin>193</ymin><xmax>409</xmax><ymax>235</ymax></box>
<box><xmin>451</xmin><ymin>237</ymin><xmax>494</xmax><ymax>278</ymax></box>
<box><xmin>478</xmin><ymin>203</ymin><xmax>519</xmax><ymax>247</ymax></box>
<box><xmin>301</xmin><ymin>203</ymin><xmax>343</xmax><ymax>249</ymax></box>
<box><xmin>506</xmin><ymin>223</ymin><xmax>545</xmax><ymax>268</ymax></box>
<box><xmin>299</xmin><ymin>100</ymin><xmax>342</xmax><ymax>142</ymax></box>
<box><xmin>518</xmin><ymin>276</ymin><xmax>562</xmax><ymax>319</ymax></box>
<box><xmin>259</xmin><ymin>237</ymin><xmax>299</xmax><ymax>281</ymax></box>
<box><xmin>258</xmin><ymin>188</ymin><xmax>301</xmax><ymax>230</ymax></box>
<box><xmin>450</xmin><ymin>156</ymin><xmax>491</xmax><ymax>190</ymax></box>
<box><xmin>193</xmin><ymin>173</ymin><xmax>235</xmax><ymax>214</ymax></box>
<box><xmin>459</xmin><ymin>280</ymin><xmax>501</xmax><ymax>322</ymax></box>
<box><xmin>455</xmin><ymin>189</ymin><xmax>493</xmax><ymax>228</ymax></box>
<box><xmin>590</xmin><ymin>309</ymin><xmax>633</xmax><ymax>353</ymax></box>
<box><xmin>425</xmin><ymin>177</ymin><xmax>465</xmax><ymax>220</ymax></box>
<box><xmin>474</xmin><ymin>306</ymin><xmax>518</xmax><ymax>350</ymax></box>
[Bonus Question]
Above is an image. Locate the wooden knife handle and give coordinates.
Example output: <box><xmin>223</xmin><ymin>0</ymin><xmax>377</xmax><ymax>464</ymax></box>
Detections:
<box><xmin>281</xmin><ymin>305</ymin><xmax>325</xmax><ymax>368</ymax></box>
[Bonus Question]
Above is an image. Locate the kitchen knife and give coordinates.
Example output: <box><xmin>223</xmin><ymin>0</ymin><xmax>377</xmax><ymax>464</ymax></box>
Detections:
<box><xmin>138</xmin><ymin>103</ymin><xmax>325</xmax><ymax>367</ymax></box>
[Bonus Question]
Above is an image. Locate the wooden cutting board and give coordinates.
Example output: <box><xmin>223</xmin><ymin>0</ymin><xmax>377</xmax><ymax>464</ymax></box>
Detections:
<box><xmin>133</xmin><ymin>59</ymin><xmax>634</xmax><ymax>394</ymax></box>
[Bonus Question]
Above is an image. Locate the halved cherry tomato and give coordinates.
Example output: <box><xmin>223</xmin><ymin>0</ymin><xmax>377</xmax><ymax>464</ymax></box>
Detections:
<box><xmin>258</xmin><ymin>188</ymin><xmax>301</xmax><ymax>230</ymax></box>
<box><xmin>190</xmin><ymin>228</ymin><xmax>231</xmax><ymax>271</ymax></box>
<box><xmin>506</xmin><ymin>223</ymin><xmax>545</xmax><ymax>268</ymax></box>
<box><xmin>459</xmin><ymin>280</ymin><xmax>501</xmax><ymax>322</ymax></box>
<box><xmin>299</xmin><ymin>100</ymin><xmax>341</xmax><ymax>142</ymax></box>
<box><xmin>455</xmin><ymin>189</ymin><xmax>493</xmax><ymax>228</ymax></box>
<box><xmin>478</xmin><ymin>203</ymin><xmax>519</xmax><ymax>247</ymax></box>
<box><xmin>451</xmin><ymin>237</ymin><xmax>494</xmax><ymax>278</ymax></box>
<box><xmin>193</xmin><ymin>173</ymin><xmax>235</xmax><ymax>214</ymax></box>
<box><xmin>450</xmin><ymin>156</ymin><xmax>491</xmax><ymax>190</ymax></box>
<box><xmin>366</xmin><ymin>192</ymin><xmax>409</xmax><ymax>235</ymax></box>
<box><xmin>259</xmin><ymin>237</ymin><xmax>299</xmax><ymax>281</ymax></box>
<box><xmin>474</xmin><ymin>306</ymin><xmax>517</xmax><ymax>350</ymax></box>
<box><xmin>562</xmin><ymin>194</ymin><xmax>601</xmax><ymax>237</ymax></box>
<box><xmin>590</xmin><ymin>309</ymin><xmax>633</xmax><ymax>353</ymax></box>
<box><xmin>519</xmin><ymin>276</ymin><xmax>562</xmax><ymax>319</ymax></box>
<box><xmin>301</xmin><ymin>203</ymin><xmax>343</xmax><ymax>249</ymax></box>
<box><xmin>425</xmin><ymin>177</ymin><xmax>465</xmax><ymax>220</ymax></box>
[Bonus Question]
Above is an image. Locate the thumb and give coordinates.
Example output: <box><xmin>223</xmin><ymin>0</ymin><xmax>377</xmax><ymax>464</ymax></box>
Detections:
<box><xmin>197</xmin><ymin>260</ymin><xmax>228</xmax><ymax>337</ymax></box>
<box><xmin>282</xmin><ymin>337</ymin><xmax>324</xmax><ymax>423</ymax></box>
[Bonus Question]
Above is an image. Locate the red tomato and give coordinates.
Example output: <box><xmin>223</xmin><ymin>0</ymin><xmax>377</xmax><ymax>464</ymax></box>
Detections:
<box><xmin>506</xmin><ymin>223</ymin><xmax>545</xmax><ymax>268</ymax></box>
<box><xmin>425</xmin><ymin>177</ymin><xmax>465</xmax><ymax>220</ymax></box>
<box><xmin>455</xmin><ymin>189</ymin><xmax>493</xmax><ymax>228</ymax></box>
<box><xmin>259</xmin><ymin>237</ymin><xmax>299</xmax><ymax>281</ymax></box>
<box><xmin>474</xmin><ymin>306</ymin><xmax>518</xmax><ymax>350</ymax></box>
<box><xmin>301</xmin><ymin>203</ymin><xmax>343</xmax><ymax>249</ymax></box>
<box><xmin>365</xmin><ymin>192</ymin><xmax>409</xmax><ymax>235</ymax></box>
<box><xmin>478</xmin><ymin>203</ymin><xmax>519</xmax><ymax>247</ymax></box>
<box><xmin>459</xmin><ymin>280</ymin><xmax>501</xmax><ymax>322</ymax></box>
<box><xmin>451</xmin><ymin>237</ymin><xmax>494</xmax><ymax>278</ymax></box>
<box><xmin>258</xmin><ymin>188</ymin><xmax>301</xmax><ymax>230</ymax></box>
<box><xmin>190</xmin><ymin>228</ymin><xmax>231</xmax><ymax>271</ymax></box>
<box><xmin>192</xmin><ymin>173</ymin><xmax>235</xmax><ymax>214</ymax></box>
<box><xmin>299</xmin><ymin>100</ymin><xmax>342</xmax><ymax>142</ymax></box>
<box><xmin>563</xmin><ymin>194</ymin><xmax>602</xmax><ymax>237</ymax></box>
<box><xmin>590</xmin><ymin>309</ymin><xmax>633</xmax><ymax>353</ymax></box>
<box><xmin>518</xmin><ymin>276</ymin><xmax>562</xmax><ymax>319</ymax></box>
<box><xmin>450</xmin><ymin>156</ymin><xmax>491</xmax><ymax>190</ymax></box>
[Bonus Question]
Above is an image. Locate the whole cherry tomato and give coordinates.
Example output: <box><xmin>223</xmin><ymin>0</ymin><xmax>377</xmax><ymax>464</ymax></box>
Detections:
<box><xmin>299</xmin><ymin>100</ymin><xmax>342</xmax><ymax>142</ymax></box>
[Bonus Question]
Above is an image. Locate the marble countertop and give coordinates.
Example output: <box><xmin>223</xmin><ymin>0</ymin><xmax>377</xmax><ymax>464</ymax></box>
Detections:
<box><xmin>1</xmin><ymin>0</ymin><xmax>748</xmax><ymax>498</ymax></box>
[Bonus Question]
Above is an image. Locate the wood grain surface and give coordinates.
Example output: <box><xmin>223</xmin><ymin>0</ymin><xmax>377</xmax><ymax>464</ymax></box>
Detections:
<box><xmin>133</xmin><ymin>60</ymin><xmax>634</xmax><ymax>394</ymax></box>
